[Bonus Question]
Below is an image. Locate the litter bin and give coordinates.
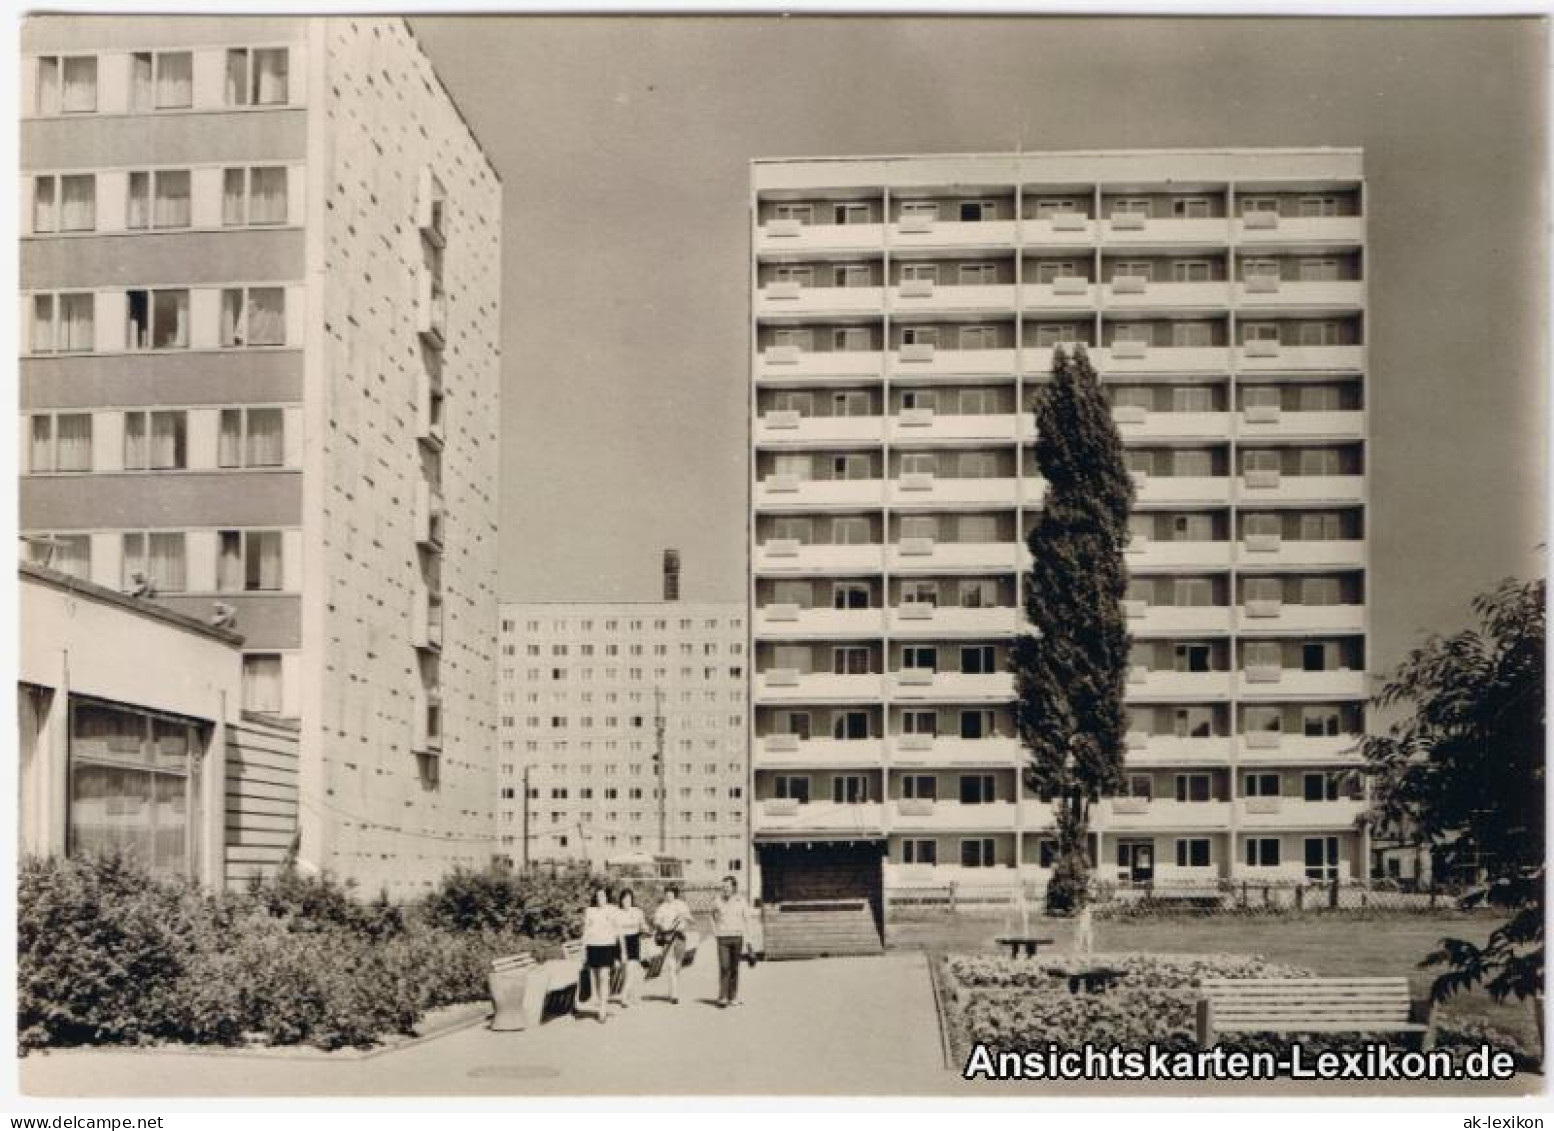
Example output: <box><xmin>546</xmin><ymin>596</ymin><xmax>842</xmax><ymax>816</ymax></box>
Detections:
<box><xmin>488</xmin><ymin>953</ymin><xmax>536</xmax><ymax>1031</ymax></box>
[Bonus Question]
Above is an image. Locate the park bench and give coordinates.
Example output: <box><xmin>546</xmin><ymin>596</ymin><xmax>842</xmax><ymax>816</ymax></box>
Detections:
<box><xmin>488</xmin><ymin>953</ymin><xmax>539</xmax><ymax>1030</ymax></box>
<box><xmin>1195</xmin><ymin>977</ymin><xmax>1435</xmax><ymax>1049</ymax></box>
<box><xmin>994</xmin><ymin>935</ymin><xmax>1056</xmax><ymax>960</ymax></box>
<box><xmin>519</xmin><ymin>940</ymin><xmax>587</xmax><ymax>1025</ymax></box>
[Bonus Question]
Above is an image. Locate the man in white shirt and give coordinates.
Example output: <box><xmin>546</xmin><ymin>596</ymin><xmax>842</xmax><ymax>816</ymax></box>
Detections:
<box><xmin>711</xmin><ymin>874</ymin><xmax>753</xmax><ymax>1007</ymax></box>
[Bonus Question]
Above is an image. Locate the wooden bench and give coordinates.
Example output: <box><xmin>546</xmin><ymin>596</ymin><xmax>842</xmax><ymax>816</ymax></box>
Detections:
<box><xmin>488</xmin><ymin>953</ymin><xmax>539</xmax><ymax>1030</ymax></box>
<box><xmin>1196</xmin><ymin>977</ymin><xmax>1435</xmax><ymax>1049</ymax></box>
<box><xmin>521</xmin><ymin>940</ymin><xmax>587</xmax><ymax>1025</ymax></box>
<box><xmin>995</xmin><ymin>935</ymin><xmax>1056</xmax><ymax>960</ymax></box>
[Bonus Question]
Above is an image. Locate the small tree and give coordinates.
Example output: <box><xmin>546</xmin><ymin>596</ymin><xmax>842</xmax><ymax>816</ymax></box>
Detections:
<box><xmin>1362</xmin><ymin>575</ymin><xmax>1545</xmax><ymax>1028</ymax></box>
<box><xmin>1012</xmin><ymin>345</ymin><xmax>1135</xmax><ymax>914</ymax></box>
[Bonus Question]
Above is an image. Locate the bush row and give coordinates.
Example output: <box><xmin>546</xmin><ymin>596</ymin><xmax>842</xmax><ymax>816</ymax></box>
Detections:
<box><xmin>18</xmin><ymin>853</ymin><xmax>601</xmax><ymax>1053</ymax></box>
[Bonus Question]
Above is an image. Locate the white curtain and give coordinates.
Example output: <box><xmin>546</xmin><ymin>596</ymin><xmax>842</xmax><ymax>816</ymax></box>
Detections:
<box><xmin>249</xmin><ymin>167</ymin><xmax>287</xmax><ymax>224</ymax></box>
<box><xmin>254</xmin><ymin>49</ymin><xmax>288</xmax><ymax>104</ymax></box>
<box><xmin>121</xmin><ymin>532</ymin><xmax>145</xmax><ymax>589</ymax></box>
<box><xmin>30</xmin><ymin>418</ymin><xmax>52</xmax><ymax>473</ymax></box>
<box><xmin>36</xmin><ymin>58</ymin><xmax>59</xmax><ymax>115</ymax></box>
<box><xmin>124</xmin><ymin>413</ymin><xmax>148</xmax><ymax>470</ymax></box>
<box><xmin>156</xmin><ymin>53</ymin><xmax>192</xmax><ymax>108</ymax></box>
<box><xmin>217</xmin><ymin>532</ymin><xmax>243</xmax><ymax>591</ymax></box>
<box><xmin>218</xmin><ymin>410</ymin><xmax>243</xmax><ymax>467</ymax></box>
<box><xmin>151</xmin><ymin>412</ymin><xmax>183</xmax><ymax>469</ymax></box>
<box><xmin>127</xmin><ymin>173</ymin><xmax>150</xmax><ymax>230</ymax></box>
<box><xmin>60</xmin><ymin>176</ymin><xmax>95</xmax><ymax>231</ymax></box>
<box><xmin>31</xmin><ymin>296</ymin><xmax>55</xmax><ymax>354</ymax></box>
<box><xmin>222</xmin><ymin>169</ymin><xmax>246</xmax><ymax>226</ymax></box>
<box><xmin>242</xmin><ymin>657</ymin><xmax>282</xmax><ymax>713</ymax></box>
<box><xmin>225</xmin><ymin>50</ymin><xmax>249</xmax><ymax>106</ymax></box>
<box><xmin>220</xmin><ymin>289</ymin><xmax>243</xmax><ymax>346</ymax></box>
<box><xmin>55</xmin><ymin>414</ymin><xmax>92</xmax><ymax>472</ymax></box>
<box><xmin>246</xmin><ymin>289</ymin><xmax>285</xmax><ymax>346</ymax></box>
<box><xmin>61</xmin><ymin>57</ymin><xmax>96</xmax><ymax>113</ymax></box>
<box><xmin>247</xmin><ymin>409</ymin><xmax>284</xmax><ymax>466</ymax></box>
<box><xmin>148</xmin><ymin>533</ymin><xmax>185</xmax><ymax>592</ymax></box>
<box><xmin>55</xmin><ymin>536</ymin><xmax>90</xmax><ymax>579</ymax></box>
<box><xmin>32</xmin><ymin>177</ymin><xmax>56</xmax><ymax>233</ymax></box>
<box><xmin>247</xmin><ymin>531</ymin><xmax>282</xmax><ymax>590</ymax></box>
<box><xmin>154</xmin><ymin>172</ymin><xmax>190</xmax><ymax>229</ymax></box>
<box><xmin>59</xmin><ymin>293</ymin><xmax>93</xmax><ymax>352</ymax></box>
<box><xmin>130</xmin><ymin>53</ymin><xmax>153</xmax><ymax>112</ymax></box>
<box><xmin>153</xmin><ymin>291</ymin><xmax>188</xmax><ymax>349</ymax></box>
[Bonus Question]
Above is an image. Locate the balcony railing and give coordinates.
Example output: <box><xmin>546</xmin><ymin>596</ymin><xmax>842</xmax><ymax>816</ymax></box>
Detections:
<box><xmin>1237</xmin><ymin>344</ymin><xmax>1364</xmax><ymax>372</ymax></box>
<box><xmin>755</xmin><ymin>220</ymin><xmax>885</xmax><ymax>254</ymax></box>
<box><xmin>1123</xmin><ymin>604</ymin><xmax>1234</xmax><ymax>637</ymax></box>
<box><xmin>1235</xmin><ymin>215</ymin><xmax>1365</xmax><ymax>246</ymax></box>
<box><xmin>1093</xmin><ymin>798</ymin><xmax>1232</xmax><ymax>830</ymax></box>
<box><xmin>1125</xmin><ymin>669</ymin><xmax>1234</xmax><ymax>702</ymax></box>
<box><xmin>1101</xmin><ymin>280</ymin><xmax>1231</xmax><ymax>311</ymax></box>
<box><xmin>756</xmin><ymin>284</ymin><xmax>885</xmax><ymax>319</ymax></box>
<box><xmin>753</xmin><ymin>736</ymin><xmax>885</xmax><ymax>769</ymax></box>
<box><xmin>888</xmin><ymin>411</ymin><xmax>1018</xmax><ymax>444</ymax></box>
<box><xmin>753</xmin><ymin>541</ymin><xmax>885</xmax><ymax>575</ymax></box>
<box><xmin>753</xmin><ymin>799</ymin><xmax>885</xmax><ymax>837</ymax></box>
<box><xmin>755</xmin><ymin>671</ymin><xmax>885</xmax><ymax>702</ymax></box>
<box><xmin>756</xmin><ymin>347</ymin><xmax>885</xmax><ymax>382</ymax></box>
<box><xmin>1235</xmin><ymin>669</ymin><xmax>1368</xmax><ymax>700</ymax></box>
<box><xmin>888</xmin><ymin>283</ymin><xmax>1017</xmax><ymax>315</ymax></box>
<box><xmin>888</xmin><ymin>735</ymin><xmax>1023</xmax><ymax>767</ymax></box>
<box><xmin>889</xmin><ymin>218</ymin><xmax>1018</xmax><ymax>248</ymax></box>
<box><xmin>1235</xmin><ymin>797</ymin><xmax>1366</xmax><ymax>830</ymax></box>
<box><xmin>753</xmin><ymin>605</ymin><xmax>884</xmax><ymax>638</ymax></box>
<box><xmin>887</xmin><ymin>799</ymin><xmax>1018</xmax><ymax>832</ymax></box>
<box><xmin>1236</xmin><ymin>409</ymin><xmax>1365</xmax><ymax>443</ymax></box>
<box><xmin>888</xmin><ymin>605</ymin><xmax>1021</xmax><ymax>637</ymax></box>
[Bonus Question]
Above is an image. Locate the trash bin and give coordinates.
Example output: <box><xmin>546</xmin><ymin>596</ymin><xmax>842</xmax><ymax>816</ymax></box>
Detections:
<box><xmin>488</xmin><ymin>954</ymin><xmax>535</xmax><ymax>1031</ymax></box>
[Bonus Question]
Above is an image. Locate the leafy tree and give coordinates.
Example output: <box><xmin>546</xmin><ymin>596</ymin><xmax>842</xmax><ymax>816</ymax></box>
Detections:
<box><xmin>1362</xmin><ymin>576</ymin><xmax>1545</xmax><ymax>1023</ymax></box>
<box><xmin>1012</xmin><ymin>344</ymin><xmax>1135</xmax><ymax>914</ymax></box>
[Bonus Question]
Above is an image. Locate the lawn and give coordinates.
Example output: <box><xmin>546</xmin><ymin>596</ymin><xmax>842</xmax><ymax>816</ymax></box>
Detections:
<box><xmin>890</xmin><ymin>911</ymin><xmax>1541</xmax><ymax>1056</ymax></box>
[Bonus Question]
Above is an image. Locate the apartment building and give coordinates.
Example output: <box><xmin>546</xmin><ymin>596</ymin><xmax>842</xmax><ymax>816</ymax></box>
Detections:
<box><xmin>19</xmin><ymin>16</ymin><xmax>502</xmax><ymax>895</ymax></box>
<box><xmin>749</xmin><ymin>150</ymin><xmax>1370</xmax><ymax>928</ymax></box>
<box><xmin>498</xmin><ymin>595</ymin><xmax>749</xmax><ymax>884</ymax></box>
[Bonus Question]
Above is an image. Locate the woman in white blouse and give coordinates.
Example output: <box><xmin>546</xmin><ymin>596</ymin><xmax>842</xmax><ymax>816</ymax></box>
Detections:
<box><xmin>580</xmin><ymin>886</ymin><xmax>620</xmax><ymax>1023</ymax></box>
<box><xmin>613</xmin><ymin>888</ymin><xmax>647</xmax><ymax>1007</ymax></box>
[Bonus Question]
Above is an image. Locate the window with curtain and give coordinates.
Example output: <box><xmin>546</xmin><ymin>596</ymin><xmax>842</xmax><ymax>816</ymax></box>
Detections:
<box><xmin>247</xmin><ymin>289</ymin><xmax>285</xmax><ymax>345</ymax></box>
<box><xmin>36</xmin><ymin>57</ymin><xmax>60</xmax><ymax>115</ymax></box>
<box><xmin>32</xmin><ymin>176</ymin><xmax>56</xmax><ymax>232</ymax></box>
<box><xmin>30</xmin><ymin>534</ymin><xmax>90</xmax><ymax>579</ymax></box>
<box><xmin>150</xmin><ymin>412</ymin><xmax>186</xmax><ymax>470</ymax></box>
<box><xmin>218</xmin><ymin>409</ymin><xmax>243</xmax><ymax>467</ymax></box>
<box><xmin>31</xmin><ymin>296</ymin><xmax>56</xmax><ymax>354</ymax></box>
<box><xmin>249</xmin><ymin>167</ymin><xmax>287</xmax><ymax>224</ymax></box>
<box><xmin>29</xmin><ymin>417</ymin><xmax>53</xmax><ymax>473</ymax></box>
<box><xmin>61</xmin><ymin>56</ymin><xmax>97</xmax><ymax>113</ymax></box>
<box><xmin>59</xmin><ymin>293</ymin><xmax>94</xmax><ymax>352</ymax></box>
<box><xmin>59</xmin><ymin>175</ymin><xmax>95</xmax><ymax>232</ymax></box>
<box><xmin>222</xmin><ymin>169</ymin><xmax>247</xmax><ymax>226</ymax></box>
<box><xmin>225</xmin><ymin>49</ymin><xmax>249</xmax><ymax>105</ymax></box>
<box><xmin>130</xmin><ymin>53</ymin><xmax>153</xmax><ymax>112</ymax></box>
<box><xmin>55</xmin><ymin>414</ymin><xmax>92</xmax><ymax>473</ymax></box>
<box><xmin>155</xmin><ymin>52</ymin><xmax>192</xmax><ymax>109</ymax></box>
<box><xmin>252</xmin><ymin>49</ymin><xmax>289</xmax><ymax>105</ymax></box>
<box><xmin>220</xmin><ymin>289</ymin><xmax>244</xmax><ymax>346</ymax></box>
<box><xmin>124</xmin><ymin>412</ymin><xmax>148</xmax><ymax>470</ymax></box>
<box><xmin>150</xmin><ymin>290</ymin><xmax>189</xmax><ymax>349</ymax></box>
<box><xmin>217</xmin><ymin>531</ymin><xmax>244</xmax><ymax>591</ymax></box>
<box><xmin>245</xmin><ymin>531</ymin><xmax>283</xmax><ymax>591</ymax></box>
<box><xmin>148</xmin><ymin>532</ymin><xmax>186</xmax><ymax>591</ymax></box>
<box><xmin>126</xmin><ymin>173</ymin><xmax>150</xmax><ymax>230</ymax></box>
<box><xmin>153</xmin><ymin>171</ymin><xmax>190</xmax><ymax>229</ymax></box>
<box><xmin>242</xmin><ymin>655</ymin><xmax>283</xmax><ymax>714</ymax></box>
<box><xmin>247</xmin><ymin>408</ymin><xmax>284</xmax><ymax>466</ymax></box>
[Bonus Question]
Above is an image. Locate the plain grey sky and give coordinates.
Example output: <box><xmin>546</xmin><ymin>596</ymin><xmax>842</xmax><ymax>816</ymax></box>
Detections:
<box><xmin>410</xmin><ymin>15</ymin><xmax>1547</xmax><ymax>670</ymax></box>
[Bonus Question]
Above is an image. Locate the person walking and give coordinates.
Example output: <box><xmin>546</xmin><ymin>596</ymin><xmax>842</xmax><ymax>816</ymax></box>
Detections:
<box><xmin>614</xmin><ymin>887</ymin><xmax>647</xmax><ymax>1008</ymax></box>
<box><xmin>650</xmin><ymin>884</ymin><xmax>693</xmax><ymax>1004</ymax></box>
<box><xmin>580</xmin><ymin>886</ymin><xmax>619</xmax><ymax>1023</ymax></box>
<box><xmin>711</xmin><ymin>874</ymin><xmax>754</xmax><ymax>1008</ymax></box>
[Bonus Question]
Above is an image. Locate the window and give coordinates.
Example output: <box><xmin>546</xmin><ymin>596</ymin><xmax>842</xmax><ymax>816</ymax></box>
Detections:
<box><xmin>960</xmin><ymin>578</ymin><xmax>998</xmax><ymax>608</ymax></box>
<box><xmin>1245</xmin><ymin>838</ymin><xmax>1281</xmax><ymax>868</ymax></box>
<box><xmin>958</xmin><ymin>200</ymin><xmax>994</xmax><ymax>222</ymax></box>
<box><xmin>1174</xmin><ymin>774</ymin><xmax>1212</xmax><ymax>803</ymax></box>
<box><xmin>961</xmin><ymin>838</ymin><xmax>997</xmax><ymax>867</ymax></box>
<box><xmin>832</xmin><ymin>646</ymin><xmax>871</xmax><ymax>675</ymax></box>
<box><xmin>28</xmin><ymin>414</ymin><xmax>93</xmax><ymax>474</ymax></box>
<box><xmin>1241</xmin><ymin>196</ymin><xmax>1279</xmax><ymax>216</ymax></box>
<box><xmin>902</xmin><ymin>710</ymin><xmax>937</xmax><ymax>736</ymax></box>
<box><xmin>221</xmin><ymin>287</ymin><xmax>286</xmax><ymax>347</ymax></box>
<box><xmin>1113</xmin><ymin>260</ymin><xmax>1152</xmax><ymax>282</ymax></box>
<box><xmin>30</xmin><ymin>293</ymin><xmax>95</xmax><ymax>354</ymax></box>
<box><xmin>1299</xmin><ymin>321</ymin><xmax>1343</xmax><ymax>347</ymax></box>
<box><xmin>831</xmin><ymin>517</ymin><xmax>870</xmax><ymax>545</ymax></box>
<box><xmin>1300</xmin><ymin>258</ymin><xmax>1341</xmax><ymax>282</ymax></box>
<box><xmin>37</xmin><ymin>56</ymin><xmax>98</xmax><ymax>115</ymax></box>
<box><xmin>902</xmin><ymin>646</ymin><xmax>937</xmax><ymax>672</ymax></box>
<box><xmin>832</xmin><ymin>264</ymin><xmax>871</xmax><ymax>288</ymax></box>
<box><xmin>1174</xmin><ymin>577</ymin><xmax>1213</xmax><ymax>607</ymax></box>
<box><xmin>226</xmin><ymin>47</ymin><xmax>290</xmax><ymax>106</ymax></box>
<box><xmin>901</xmin><ymin>262</ymin><xmax>937</xmax><ymax>284</ymax></box>
<box><xmin>961</xmin><ymin>645</ymin><xmax>997</xmax><ymax>675</ymax></box>
<box><xmin>32</xmin><ymin>174</ymin><xmax>96</xmax><ymax>233</ymax></box>
<box><xmin>832</xmin><ymin>775</ymin><xmax>869</xmax><ymax>804</ymax></box>
<box><xmin>68</xmin><ymin>700</ymin><xmax>203</xmax><ymax>878</ymax></box>
<box><xmin>1172</xmin><ymin>322</ymin><xmax>1213</xmax><ymax>348</ymax></box>
<box><xmin>833</xmin><ymin>711</ymin><xmax>869</xmax><ymax>741</ymax></box>
<box><xmin>1112</xmin><ymin>197</ymin><xmax>1151</xmax><ymax>217</ymax></box>
<box><xmin>772</xmin><ymin>264</ymin><xmax>812</xmax><ymax>287</ymax></box>
<box><xmin>960</xmin><ymin>710</ymin><xmax>996</xmax><ymax>740</ymax></box>
<box><xmin>1300</xmin><ymin>196</ymin><xmax>1341</xmax><ymax>218</ymax></box>
<box><xmin>900</xmin><ymin>452</ymin><xmax>936</xmax><ymax>477</ymax></box>
<box><xmin>126</xmin><ymin>289</ymin><xmax>189</xmax><ymax>350</ymax></box>
<box><xmin>123</xmin><ymin>411</ymin><xmax>187</xmax><ymax>471</ymax></box>
<box><xmin>1302</xmin><ymin>577</ymin><xmax>1342</xmax><ymax>606</ymax></box>
<box><xmin>901</xmin><ymin>326</ymin><xmax>937</xmax><ymax>347</ymax></box>
<box><xmin>129</xmin><ymin>51</ymin><xmax>193</xmax><ymax>110</ymax></box>
<box><xmin>218</xmin><ymin>407</ymin><xmax>285</xmax><ymax>468</ymax></box>
<box><xmin>772</xmin><ymin>203</ymin><xmax>811</xmax><ymax>224</ymax></box>
<box><xmin>1245</xmin><ymin>706</ymin><xmax>1282</xmax><ymax>737</ymax></box>
<box><xmin>1242</xmin><ymin>322</ymin><xmax>1280</xmax><ymax>344</ymax></box>
<box><xmin>127</xmin><ymin>170</ymin><xmax>191</xmax><ymax>230</ymax></box>
<box><xmin>1243</xmin><ymin>773</ymin><xmax>1281</xmax><ymax>797</ymax></box>
<box><xmin>243</xmin><ymin>655</ymin><xmax>283</xmax><ymax>713</ymax></box>
<box><xmin>223</xmin><ymin>166</ymin><xmax>289</xmax><ymax>226</ymax></box>
<box><xmin>1300</xmin><ymin>512</ymin><xmax>1344</xmax><ymax>541</ymax></box>
<box><xmin>1303</xmin><ymin>772</ymin><xmax>1341</xmax><ymax>803</ymax></box>
<box><xmin>217</xmin><ymin>530</ymin><xmax>284</xmax><ymax>592</ymax></box>
<box><xmin>959</xmin><ymin>774</ymin><xmax>996</xmax><ymax>805</ymax></box>
<box><xmin>958</xmin><ymin>263</ymin><xmax>998</xmax><ymax>286</ymax></box>
<box><xmin>832</xmin><ymin>203</ymin><xmax>870</xmax><ymax>225</ymax></box>
<box><xmin>1036</xmin><ymin>261</ymin><xmax>1077</xmax><ymax>283</ymax></box>
<box><xmin>26</xmin><ymin>533</ymin><xmax>91</xmax><ymax>579</ymax></box>
<box><xmin>902</xmin><ymin>774</ymin><xmax>937</xmax><ymax>800</ymax></box>
<box><xmin>832</xmin><ymin>327</ymin><xmax>871</xmax><ymax>352</ymax></box>
<box><xmin>1174</xmin><ymin>707</ymin><xmax>1215</xmax><ymax>739</ymax></box>
<box><xmin>1035</xmin><ymin>323</ymin><xmax>1082</xmax><ymax>346</ymax></box>
<box><xmin>902</xmin><ymin>839</ymin><xmax>937</xmax><ymax>865</ymax></box>
<box><xmin>772</xmin><ymin>328</ymin><xmax>812</xmax><ymax>351</ymax></box>
<box><xmin>1173</xmin><ymin>643</ymin><xmax>1212</xmax><ymax>673</ymax></box>
<box><xmin>900</xmin><ymin>579</ymin><xmax>937</xmax><ymax>607</ymax></box>
<box><xmin>959</xmin><ymin>325</ymin><xmax>997</xmax><ymax>350</ymax></box>
<box><xmin>1122</xmin><ymin>774</ymin><xmax>1153</xmax><ymax>800</ymax></box>
<box><xmin>1172</xmin><ymin>259</ymin><xmax>1212</xmax><ymax>282</ymax></box>
<box><xmin>1171</xmin><ymin>197</ymin><xmax>1212</xmax><ymax>218</ymax></box>
<box><xmin>1175</xmin><ymin>838</ymin><xmax>1212</xmax><ymax>868</ymax></box>
<box><xmin>121</xmin><ymin>531</ymin><xmax>187</xmax><ymax>592</ymax></box>
<box><xmin>1304</xmin><ymin>835</ymin><xmax>1340</xmax><ymax>880</ymax></box>
<box><xmin>832</xmin><ymin>581</ymin><xmax>870</xmax><ymax>610</ymax></box>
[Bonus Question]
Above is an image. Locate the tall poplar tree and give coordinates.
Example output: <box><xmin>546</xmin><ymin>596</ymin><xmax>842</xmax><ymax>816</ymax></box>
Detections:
<box><xmin>1012</xmin><ymin>344</ymin><xmax>1135</xmax><ymax>914</ymax></box>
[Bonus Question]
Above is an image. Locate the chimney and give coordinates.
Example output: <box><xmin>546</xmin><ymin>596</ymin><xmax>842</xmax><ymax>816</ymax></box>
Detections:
<box><xmin>662</xmin><ymin>549</ymin><xmax>681</xmax><ymax>602</ymax></box>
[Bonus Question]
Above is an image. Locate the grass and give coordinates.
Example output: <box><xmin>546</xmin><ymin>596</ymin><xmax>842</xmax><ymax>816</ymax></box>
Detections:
<box><xmin>890</xmin><ymin>911</ymin><xmax>1541</xmax><ymax>1056</ymax></box>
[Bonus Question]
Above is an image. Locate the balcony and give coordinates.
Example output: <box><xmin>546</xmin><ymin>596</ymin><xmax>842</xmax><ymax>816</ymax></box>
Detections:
<box><xmin>1021</xmin><ymin>280</ymin><xmax>1096</xmax><ymax>313</ymax></box>
<box><xmin>1237</xmin><ymin>409</ymin><xmax>1365</xmax><ymax>443</ymax></box>
<box><xmin>888</xmin><ymin>605</ymin><xmax>1021</xmax><ymax>637</ymax></box>
<box><xmin>1124</xmin><ymin>539</ymin><xmax>1233</xmax><ymax>571</ymax></box>
<box><xmin>1093</xmin><ymin>798</ymin><xmax>1232</xmax><ymax>831</ymax></box>
<box><xmin>1123</xmin><ymin>604</ymin><xmax>1234</xmax><ymax>637</ymax></box>
<box><xmin>1125</xmin><ymin>668</ymin><xmax>1233</xmax><ymax>702</ymax></box>
<box><xmin>753</xmin><ymin>735</ymin><xmax>885</xmax><ymax>770</ymax></box>
<box><xmin>889</xmin><ymin>283</ymin><xmax>1017</xmax><ymax>316</ymax></box>
<box><xmin>1235</xmin><ymin>603</ymin><xmax>1366</xmax><ymax>635</ymax></box>
<box><xmin>755</xmin><ymin>670</ymin><xmax>884</xmax><ymax>703</ymax></box>
<box><xmin>1116</xmin><ymin>411</ymin><xmax>1232</xmax><ymax>443</ymax></box>
<box><xmin>1234</xmin><ymin>215</ymin><xmax>1365</xmax><ymax>248</ymax></box>
<box><xmin>888</xmin><ymin>475</ymin><xmax>1021</xmax><ymax>509</ymax></box>
<box><xmin>414</xmin><ymin>481</ymin><xmax>445</xmax><ymax>550</ymax></box>
<box><xmin>1122</xmin><ymin>733</ymin><xmax>1234</xmax><ymax>766</ymax></box>
<box><xmin>755</xmin><ymin>413</ymin><xmax>883</xmax><ymax>448</ymax></box>
<box><xmin>1236</xmin><ymin>474</ymin><xmax>1365</xmax><ymax>506</ymax></box>
<box><xmin>889</xmin><ymin>541</ymin><xmax>1020</xmax><ymax>574</ymax></box>
<box><xmin>416</xmin><ymin>272</ymin><xmax>447</xmax><ymax>349</ymax></box>
<box><xmin>1092</xmin><ymin>346</ymin><xmax>1231</xmax><ymax>375</ymax></box>
<box><xmin>753</xmin><ymin>541</ymin><xmax>884</xmax><ymax>576</ymax></box>
<box><xmin>888</xmin><ymin>218</ymin><xmax>1018</xmax><ymax>249</ymax></box>
<box><xmin>756</xmin><ymin>347</ymin><xmax>884</xmax><ymax>383</ymax></box>
<box><xmin>1237</xmin><ymin>732</ymin><xmax>1362</xmax><ymax>764</ymax></box>
<box><xmin>1134</xmin><ymin>474</ymin><xmax>1233</xmax><ymax>508</ymax></box>
<box><xmin>755</xmin><ymin>476</ymin><xmax>885</xmax><ymax>510</ymax></box>
<box><xmin>890</xmin><ymin>671</ymin><xmax>1015</xmax><ymax>702</ymax></box>
<box><xmin>1101</xmin><ymin>280</ymin><xmax>1231</xmax><ymax>312</ymax></box>
<box><xmin>753</xmin><ymin>799</ymin><xmax>885</xmax><ymax>839</ymax></box>
<box><xmin>755</xmin><ymin>220</ymin><xmax>884</xmax><ymax>255</ymax></box>
<box><xmin>1235</xmin><ymin>669</ymin><xmax>1368</xmax><ymax>700</ymax></box>
<box><xmin>1235</xmin><ymin>797</ymin><xmax>1366</xmax><ymax>831</ymax></box>
<box><xmin>888</xmin><ymin>411</ymin><xmax>1017</xmax><ymax>444</ymax></box>
<box><xmin>1099</xmin><ymin>216</ymin><xmax>1230</xmax><ymax>248</ymax></box>
<box><xmin>411</xmin><ymin>589</ymin><xmax>444</xmax><ymax>652</ymax></box>
<box><xmin>1237</xmin><ymin>344</ymin><xmax>1364</xmax><ymax>373</ymax></box>
<box><xmin>888</xmin><ymin>799</ymin><xmax>1018</xmax><ymax>833</ymax></box>
<box><xmin>1235</xmin><ymin>279</ymin><xmax>1365</xmax><ymax>313</ymax></box>
<box><xmin>755</xmin><ymin>284</ymin><xmax>884</xmax><ymax>320</ymax></box>
<box><xmin>889</xmin><ymin>347</ymin><xmax>1017</xmax><ymax>378</ymax></box>
<box><xmin>889</xmin><ymin>735</ymin><xmax>1022</xmax><ymax>768</ymax></box>
<box><xmin>753</xmin><ymin>605</ymin><xmax>884</xmax><ymax>639</ymax></box>
<box><xmin>1237</xmin><ymin>538</ymin><xmax>1366</xmax><ymax>570</ymax></box>
<box><xmin>1020</xmin><ymin>215</ymin><xmax>1096</xmax><ymax>248</ymax></box>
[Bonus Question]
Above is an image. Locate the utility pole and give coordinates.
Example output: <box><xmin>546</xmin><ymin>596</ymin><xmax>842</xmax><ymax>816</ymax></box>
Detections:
<box><xmin>520</xmin><ymin>763</ymin><xmax>531</xmax><ymax>872</ymax></box>
<box><xmin>653</xmin><ymin>685</ymin><xmax>667</xmax><ymax>855</ymax></box>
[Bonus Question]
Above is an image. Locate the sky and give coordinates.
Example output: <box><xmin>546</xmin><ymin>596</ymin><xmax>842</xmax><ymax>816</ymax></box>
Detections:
<box><xmin>410</xmin><ymin>15</ymin><xmax>1548</xmax><ymax>671</ymax></box>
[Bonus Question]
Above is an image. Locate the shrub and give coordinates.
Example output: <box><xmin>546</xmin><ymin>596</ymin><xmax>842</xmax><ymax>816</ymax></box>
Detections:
<box><xmin>420</xmin><ymin>864</ymin><xmax>601</xmax><ymax>942</ymax></box>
